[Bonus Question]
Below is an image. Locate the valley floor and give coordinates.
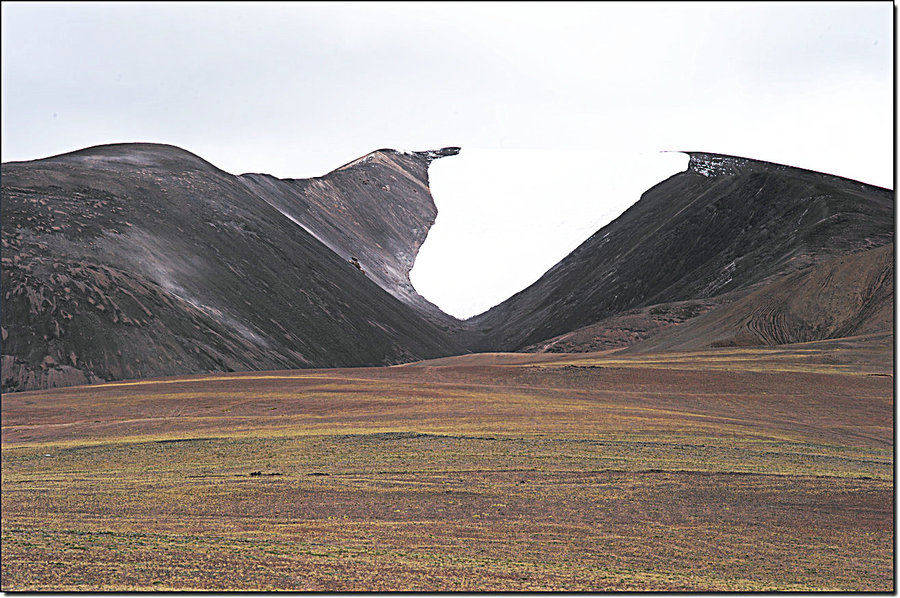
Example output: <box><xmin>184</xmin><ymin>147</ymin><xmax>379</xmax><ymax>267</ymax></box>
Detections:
<box><xmin>1</xmin><ymin>338</ymin><xmax>894</xmax><ymax>591</ymax></box>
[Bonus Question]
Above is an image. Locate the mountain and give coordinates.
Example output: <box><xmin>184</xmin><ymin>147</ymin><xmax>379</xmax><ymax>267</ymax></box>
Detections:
<box><xmin>471</xmin><ymin>152</ymin><xmax>894</xmax><ymax>352</ymax></box>
<box><xmin>3</xmin><ymin>144</ymin><xmax>893</xmax><ymax>392</ymax></box>
<box><xmin>1</xmin><ymin>143</ymin><xmax>467</xmax><ymax>391</ymax></box>
<box><xmin>238</xmin><ymin>147</ymin><xmax>464</xmax><ymax>331</ymax></box>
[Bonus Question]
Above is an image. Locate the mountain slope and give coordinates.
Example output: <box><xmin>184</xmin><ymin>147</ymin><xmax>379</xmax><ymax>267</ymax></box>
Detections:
<box><xmin>625</xmin><ymin>242</ymin><xmax>894</xmax><ymax>353</ymax></box>
<box><xmin>470</xmin><ymin>152</ymin><xmax>894</xmax><ymax>351</ymax></box>
<box><xmin>238</xmin><ymin>147</ymin><xmax>463</xmax><ymax>330</ymax></box>
<box><xmin>1</xmin><ymin>143</ymin><xmax>467</xmax><ymax>391</ymax></box>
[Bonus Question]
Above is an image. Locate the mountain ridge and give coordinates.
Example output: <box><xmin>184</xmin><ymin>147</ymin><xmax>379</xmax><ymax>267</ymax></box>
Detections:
<box><xmin>684</xmin><ymin>151</ymin><xmax>893</xmax><ymax>192</ymax></box>
<box><xmin>237</xmin><ymin>146</ymin><xmax>464</xmax><ymax>331</ymax></box>
<box><xmin>2</xmin><ymin>143</ymin><xmax>893</xmax><ymax>391</ymax></box>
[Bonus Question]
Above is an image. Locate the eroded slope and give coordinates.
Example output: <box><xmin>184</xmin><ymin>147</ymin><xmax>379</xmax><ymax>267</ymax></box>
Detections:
<box><xmin>626</xmin><ymin>243</ymin><xmax>894</xmax><ymax>352</ymax></box>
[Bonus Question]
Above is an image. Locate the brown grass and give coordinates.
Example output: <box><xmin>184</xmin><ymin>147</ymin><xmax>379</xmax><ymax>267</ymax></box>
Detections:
<box><xmin>1</xmin><ymin>344</ymin><xmax>893</xmax><ymax>590</ymax></box>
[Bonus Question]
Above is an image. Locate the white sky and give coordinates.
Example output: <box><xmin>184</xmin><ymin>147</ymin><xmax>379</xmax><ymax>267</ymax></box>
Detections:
<box><xmin>2</xmin><ymin>1</ymin><xmax>894</xmax><ymax>318</ymax></box>
<box><xmin>414</xmin><ymin>149</ymin><xmax>690</xmax><ymax>318</ymax></box>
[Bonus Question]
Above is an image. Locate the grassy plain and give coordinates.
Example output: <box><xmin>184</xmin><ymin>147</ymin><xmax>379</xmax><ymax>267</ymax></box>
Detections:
<box><xmin>1</xmin><ymin>341</ymin><xmax>893</xmax><ymax>590</ymax></box>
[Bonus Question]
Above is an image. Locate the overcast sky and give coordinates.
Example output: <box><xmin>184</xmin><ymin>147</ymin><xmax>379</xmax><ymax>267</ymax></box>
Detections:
<box><xmin>2</xmin><ymin>2</ymin><xmax>893</xmax><ymax>318</ymax></box>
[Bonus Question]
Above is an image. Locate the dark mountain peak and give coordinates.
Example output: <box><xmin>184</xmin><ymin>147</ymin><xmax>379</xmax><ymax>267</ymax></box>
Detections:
<box><xmin>29</xmin><ymin>142</ymin><xmax>224</xmax><ymax>173</ymax></box>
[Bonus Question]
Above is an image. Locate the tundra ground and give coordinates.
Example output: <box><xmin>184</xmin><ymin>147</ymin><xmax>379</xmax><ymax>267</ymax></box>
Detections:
<box><xmin>1</xmin><ymin>341</ymin><xmax>893</xmax><ymax>591</ymax></box>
